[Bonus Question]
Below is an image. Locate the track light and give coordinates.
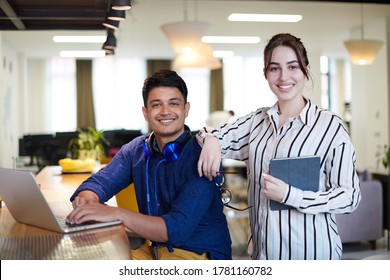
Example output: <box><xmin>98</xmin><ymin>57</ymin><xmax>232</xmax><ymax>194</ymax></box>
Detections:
<box><xmin>107</xmin><ymin>8</ymin><xmax>126</xmax><ymax>21</ymax></box>
<box><xmin>112</xmin><ymin>0</ymin><xmax>131</xmax><ymax>10</ymax></box>
<box><xmin>104</xmin><ymin>48</ymin><xmax>115</xmax><ymax>56</ymax></box>
<box><xmin>102</xmin><ymin>29</ymin><xmax>117</xmax><ymax>50</ymax></box>
<box><xmin>102</xmin><ymin>18</ymin><xmax>120</xmax><ymax>30</ymax></box>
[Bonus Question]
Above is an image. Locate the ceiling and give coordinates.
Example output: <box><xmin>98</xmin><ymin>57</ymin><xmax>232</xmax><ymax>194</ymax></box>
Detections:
<box><xmin>0</xmin><ymin>0</ymin><xmax>108</xmax><ymax>30</ymax></box>
<box><xmin>2</xmin><ymin>0</ymin><xmax>390</xmax><ymax>60</ymax></box>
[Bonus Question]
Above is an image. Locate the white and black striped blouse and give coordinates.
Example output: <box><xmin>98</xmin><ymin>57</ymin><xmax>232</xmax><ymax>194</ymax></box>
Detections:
<box><xmin>211</xmin><ymin>99</ymin><xmax>361</xmax><ymax>260</ymax></box>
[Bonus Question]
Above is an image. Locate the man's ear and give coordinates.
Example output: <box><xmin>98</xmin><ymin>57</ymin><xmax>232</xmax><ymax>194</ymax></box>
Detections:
<box><xmin>142</xmin><ymin>106</ymin><xmax>148</xmax><ymax>122</ymax></box>
<box><xmin>185</xmin><ymin>102</ymin><xmax>190</xmax><ymax>118</ymax></box>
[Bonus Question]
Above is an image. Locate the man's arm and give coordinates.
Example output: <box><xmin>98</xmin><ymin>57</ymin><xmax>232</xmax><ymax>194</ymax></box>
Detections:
<box><xmin>66</xmin><ymin>202</ymin><xmax>169</xmax><ymax>242</ymax></box>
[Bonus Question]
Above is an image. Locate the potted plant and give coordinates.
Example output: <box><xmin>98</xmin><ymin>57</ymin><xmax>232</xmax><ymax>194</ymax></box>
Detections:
<box><xmin>68</xmin><ymin>127</ymin><xmax>110</xmax><ymax>162</ymax></box>
<box><xmin>377</xmin><ymin>144</ymin><xmax>390</xmax><ymax>170</ymax></box>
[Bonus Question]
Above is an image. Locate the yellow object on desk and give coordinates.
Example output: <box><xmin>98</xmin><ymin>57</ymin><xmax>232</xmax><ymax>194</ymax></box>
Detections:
<box><xmin>58</xmin><ymin>158</ymin><xmax>96</xmax><ymax>173</ymax></box>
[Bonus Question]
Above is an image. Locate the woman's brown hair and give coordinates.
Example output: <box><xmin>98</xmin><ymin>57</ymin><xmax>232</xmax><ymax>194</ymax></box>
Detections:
<box><xmin>263</xmin><ymin>33</ymin><xmax>310</xmax><ymax>80</ymax></box>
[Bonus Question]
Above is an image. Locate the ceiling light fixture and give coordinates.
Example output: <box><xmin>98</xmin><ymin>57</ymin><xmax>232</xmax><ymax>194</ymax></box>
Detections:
<box><xmin>102</xmin><ymin>18</ymin><xmax>120</xmax><ymax>30</ymax></box>
<box><xmin>161</xmin><ymin>0</ymin><xmax>220</xmax><ymax>69</ymax></box>
<box><xmin>343</xmin><ymin>4</ymin><xmax>383</xmax><ymax>65</ymax></box>
<box><xmin>161</xmin><ymin>21</ymin><xmax>209</xmax><ymax>53</ymax></box>
<box><xmin>228</xmin><ymin>13</ymin><xmax>302</xmax><ymax>23</ymax></box>
<box><xmin>344</xmin><ymin>40</ymin><xmax>383</xmax><ymax>65</ymax></box>
<box><xmin>104</xmin><ymin>48</ymin><xmax>115</xmax><ymax>56</ymax></box>
<box><xmin>53</xmin><ymin>36</ymin><xmax>106</xmax><ymax>43</ymax></box>
<box><xmin>111</xmin><ymin>0</ymin><xmax>132</xmax><ymax>10</ymax></box>
<box><xmin>107</xmin><ymin>8</ymin><xmax>126</xmax><ymax>21</ymax></box>
<box><xmin>173</xmin><ymin>43</ymin><xmax>222</xmax><ymax>70</ymax></box>
<box><xmin>202</xmin><ymin>36</ymin><xmax>260</xmax><ymax>44</ymax></box>
<box><xmin>59</xmin><ymin>51</ymin><xmax>106</xmax><ymax>58</ymax></box>
<box><xmin>102</xmin><ymin>29</ymin><xmax>117</xmax><ymax>50</ymax></box>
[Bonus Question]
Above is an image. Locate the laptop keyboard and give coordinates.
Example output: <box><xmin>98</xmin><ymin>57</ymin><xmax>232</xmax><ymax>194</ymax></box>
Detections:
<box><xmin>56</xmin><ymin>216</ymin><xmax>97</xmax><ymax>228</ymax></box>
<box><xmin>56</xmin><ymin>216</ymin><xmax>79</xmax><ymax>228</ymax></box>
<box><xmin>0</xmin><ymin>233</ymin><xmax>108</xmax><ymax>259</ymax></box>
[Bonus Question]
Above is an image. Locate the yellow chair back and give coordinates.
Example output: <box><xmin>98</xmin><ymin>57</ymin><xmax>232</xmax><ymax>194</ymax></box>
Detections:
<box><xmin>115</xmin><ymin>183</ymin><xmax>139</xmax><ymax>212</ymax></box>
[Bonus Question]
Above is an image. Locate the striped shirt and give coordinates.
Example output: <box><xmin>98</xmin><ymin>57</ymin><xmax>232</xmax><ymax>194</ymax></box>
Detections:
<box><xmin>211</xmin><ymin>99</ymin><xmax>361</xmax><ymax>260</ymax></box>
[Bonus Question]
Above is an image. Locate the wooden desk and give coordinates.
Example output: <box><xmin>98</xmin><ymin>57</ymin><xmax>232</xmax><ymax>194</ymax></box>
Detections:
<box><xmin>0</xmin><ymin>166</ymin><xmax>132</xmax><ymax>260</ymax></box>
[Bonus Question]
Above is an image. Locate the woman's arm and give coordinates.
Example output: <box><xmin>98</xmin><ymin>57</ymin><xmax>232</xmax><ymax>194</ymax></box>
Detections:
<box><xmin>196</xmin><ymin>111</ymin><xmax>258</xmax><ymax>180</ymax></box>
<box><xmin>197</xmin><ymin>134</ymin><xmax>222</xmax><ymax>180</ymax></box>
<box><xmin>283</xmin><ymin>143</ymin><xmax>361</xmax><ymax>214</ymax></box>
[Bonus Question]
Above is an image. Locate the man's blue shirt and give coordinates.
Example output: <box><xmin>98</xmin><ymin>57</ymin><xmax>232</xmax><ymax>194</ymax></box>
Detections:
<box><xmin>70</xmin><ymin>133</ymin><xmax>232</xmax><ymax>259</ymax></box>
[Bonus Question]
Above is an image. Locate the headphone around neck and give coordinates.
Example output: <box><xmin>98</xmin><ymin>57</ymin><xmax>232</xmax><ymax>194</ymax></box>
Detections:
<box><xmin>142</xmin><ymin>126</ymin><xmax>192</xmax><ymax>162</ymax></box>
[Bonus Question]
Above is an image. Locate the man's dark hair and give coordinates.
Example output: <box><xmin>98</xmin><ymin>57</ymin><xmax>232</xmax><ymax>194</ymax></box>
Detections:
<box><xmin>142</xmin><ymin>69</ymin><xmax>188</xmax><ymax>107</ymax></box>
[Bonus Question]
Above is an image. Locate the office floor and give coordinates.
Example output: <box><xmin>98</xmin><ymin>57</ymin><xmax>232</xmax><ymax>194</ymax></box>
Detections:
<box><xmin>229</xmin><ymin>216</ymin><xmax>390</xmax><ymax>260</ymax></box>
<box><xmin>224</xmin><ymin>172</ymin><xmax>390</xmax><ymax>260</ymax></box>
<box><xmin>341</xmin><ymin>232</ymin><xmax>390</xmax><ymax>260</ymax></box>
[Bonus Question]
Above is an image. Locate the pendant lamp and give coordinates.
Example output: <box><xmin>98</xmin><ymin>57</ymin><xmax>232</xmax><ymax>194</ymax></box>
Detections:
<box><xmin>344</xmin><ymin>40</ymin><xmax>383</xmax><ymax>65</ymax></box>
<box><xmin>161</xmin><ymin>0</ymin><xmax>220</xmax><ymax>69</ymax></box>
<box><xmin>343</xmin><ymin>4</ymin><xmax>383</xmax><ymax>65</ymax></box>
<box><xmin>173</xmin><ymin>43</ymin><xmax>222</xmax><ymax>70</ymax></box>
<box><xmin>161</xmin><ymin>21</ymin><xmax>209</xmax><ymax>54</ymax></box>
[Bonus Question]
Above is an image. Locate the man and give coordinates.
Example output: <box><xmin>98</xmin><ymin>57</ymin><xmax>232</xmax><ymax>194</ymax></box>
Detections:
<box><xmin>66</xmin><ymin>69</ymin><xmax>232</xmax><ymax>260</ymax></box>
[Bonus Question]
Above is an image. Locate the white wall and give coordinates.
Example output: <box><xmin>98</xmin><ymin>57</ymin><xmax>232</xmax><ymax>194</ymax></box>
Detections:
<box><xmin>350</xmin><ymin>17</ymin><xmax>389</xmax><ymax>175</ymax></box>
<box><xmin>0</xmin><ymin>33</ymin><xmax>21</xmax><ymax>168</ymax></box>
<box><xmin>26</xmin><ymin>59</ymin><xmax>48</xmax><ymax>133</ymax></box>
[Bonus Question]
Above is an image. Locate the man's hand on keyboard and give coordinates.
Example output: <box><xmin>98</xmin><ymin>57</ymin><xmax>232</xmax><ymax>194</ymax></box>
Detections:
<box><xmin>66</xmin><ymin>203</ymin><xmax>121</xmax><ymax>225</ymax></box>
<box><xmin>71</xmin><ymin>190</ymin><xmax>99</xmax><ymax>208</ymax></box>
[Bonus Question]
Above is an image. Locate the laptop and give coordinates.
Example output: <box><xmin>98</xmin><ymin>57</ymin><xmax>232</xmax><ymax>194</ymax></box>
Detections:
<box><xmin>0</xmin><ymin>167</ymin><xmax>122</xmax><ymax>233</ymax></box>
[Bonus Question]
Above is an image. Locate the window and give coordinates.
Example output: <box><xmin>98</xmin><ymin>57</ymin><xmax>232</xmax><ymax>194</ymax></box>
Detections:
<box><xmin>176</xmin><ymin>68</ymin><xmax>210</xmax><ymax>130</ymax></box>
<box><xmin>45</xmin><ymin>58</ymin><xmax>76</xmax><ymax>132</ymax></box>
<box><xmin>93</xmin><ymin>63</ymin><xmax>210</xmax><ymax>133</ymax></box>
<box><xmin>92</xmin><ymin>57</ymin><xmax>147</xmax><ymax>132</ymax></box>
<box><xmin>223</xmin><ymin>56</ymin><xmax>276</xmax><ymax>117</ymax></box>
<box><xmin>46</xmin><ymin>56</ymin><xmax>280</xmax><ymax>134</ymax></box>
<box><xmin>320</xmin><ymin>55</ymin><xmax>330</xmax><ymax>110</ymax></box>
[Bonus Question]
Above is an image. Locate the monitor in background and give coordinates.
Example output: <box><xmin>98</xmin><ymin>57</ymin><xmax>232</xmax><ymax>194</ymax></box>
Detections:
<box><xmin>19</xmin><ymin>134</ymin><xmax>55</xmax><ymax>166</ymax></box>
<box><xmin>103</xmin><ymin>129</ymin><xmax>142</xmax><ymax>157</ymax></box>
<box><xmin>103</xmin><ymin>129</ymin><xmax>142</xmax><ymax>149</ymax></box>
<box><xmin>112</xmin><ymin>129</ymin><xmax>142</xmax><ymax>145</ymax></box>
<box><xmin>54</xmin><ymin>131</ymin><xmax>79</xmax><ymax>154</ymax></box>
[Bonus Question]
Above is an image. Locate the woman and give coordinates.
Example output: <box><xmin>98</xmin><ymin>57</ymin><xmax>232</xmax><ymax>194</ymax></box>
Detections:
<box><xmin>197</xmin><ymin>33</ymin><xmax>361</xmax><ymax>260</ymax></box>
